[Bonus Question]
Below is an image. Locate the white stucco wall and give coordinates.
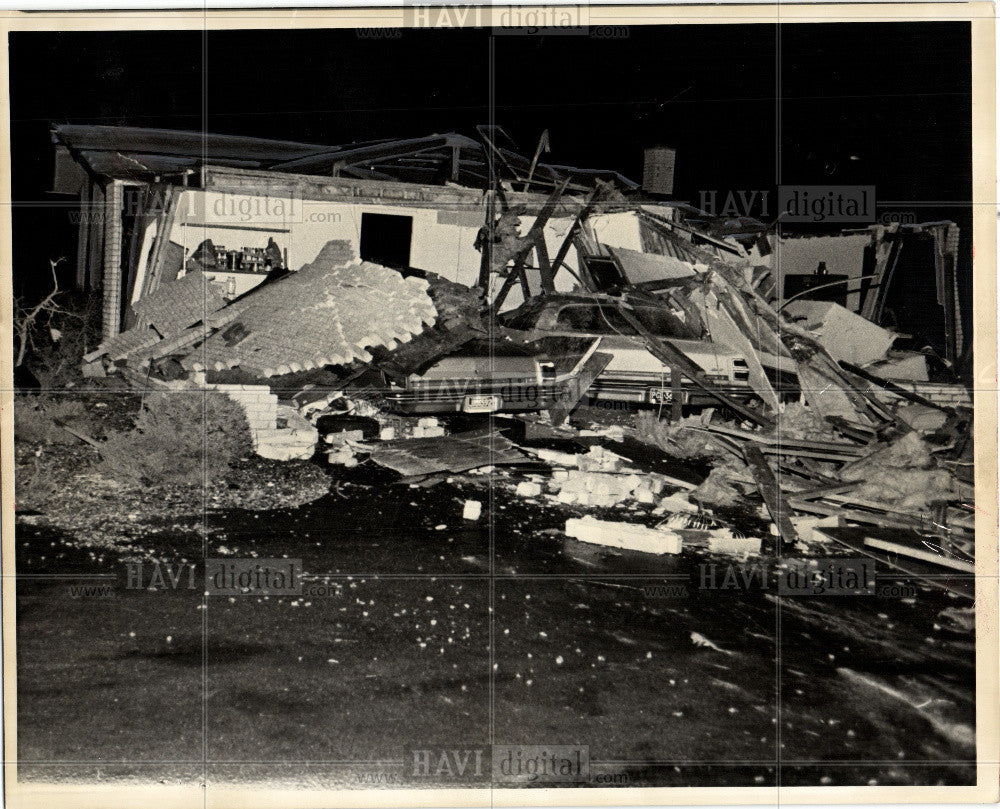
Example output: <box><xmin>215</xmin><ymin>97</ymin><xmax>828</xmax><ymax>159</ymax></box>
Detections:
<box><xmin>749</xmin><ymin>233</ymin><xmax>870</xmax><ymax>312</ymax></box>
<box><xmin>155</xmin><ymin>188</ymin><xmax>585</xmax><ymax>311</ymax></box>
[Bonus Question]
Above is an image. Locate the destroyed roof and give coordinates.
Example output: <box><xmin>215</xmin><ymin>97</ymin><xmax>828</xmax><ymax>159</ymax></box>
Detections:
<box><xmin>51</xmin><ymin>124</ymin><xmax>639</xmax><ymax>193</ymax></box>
<box><xmin>183</xmin><ymin>241</ymin><xmax>438</xmax><ymax>378</ymax></box>
<box><xmin>51</xmin><ymin>125</ymin><xmax>336</xmax><ymax>181</ymax></box>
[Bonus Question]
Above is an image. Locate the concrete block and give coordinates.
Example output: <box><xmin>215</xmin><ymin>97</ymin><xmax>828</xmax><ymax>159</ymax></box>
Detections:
<box><xmin>707</xmin><ymin>529</ymin><xmax>761</xmax><ymax>557</ymax></box>
<box><xmin>635</xmin><ymin>488</ymin><xmax>657</xmax><ymax>504</ymax></box>
<box><xmin>515</xmin><ymin>481</ymin><xmax>542</xmax><ymax>497</ymax></box>
<box><xmin>328</xmin><ymin>447</ymin><xmax>357</xmax><ymax>466</ymax></box>
<box><xmin>655</xmin><ymin>492</ymin><xmax>699</xmax><ymax>514</ymax></box>
<box><xmin>379</xmin><ymin>426</ymin><xmax>396</xmax><ymax>441</ymax></box>
<box><xmin>462</xmin><ymin>500</ymin><xmax>482</xmax><ymax>521</ymax></box>
<box><xmin>257</xmin><ymin>443</ymin><xmax>314</xmax><ymax>461</ymax></box>
<box><xmin>588</xmin><ymin>476</ymin><xmax>619</xmax><ymax>499</ymax></box>
<box><xmin>326</xmin><ymin>429</ymin><xmax>365</xmax><ymax>445</ymax></box>
<box><xmin>623</xmin><ymin>474</ymin><xmax>643</xmax><ymax>493</ymax></box>
<box><xmin>565</xmin><ymin>516</ymin><xmax>682</xmax><ymax>555</ymax></box>
<box><xmin>559</xmin><ymin>472</ymin><xmax>590</xmax><ymax>494</ymax></box>
<box><xmin>535</xmin><ymin>448</ymin><xmax>579</xmax><ymax>467</ymax></box>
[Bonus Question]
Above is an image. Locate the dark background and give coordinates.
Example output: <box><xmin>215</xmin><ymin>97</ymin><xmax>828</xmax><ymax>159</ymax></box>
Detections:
<box><xmin>9</xmin><ymin>22</ymin><xmax>972</xmax><ymax>308</ymax></box>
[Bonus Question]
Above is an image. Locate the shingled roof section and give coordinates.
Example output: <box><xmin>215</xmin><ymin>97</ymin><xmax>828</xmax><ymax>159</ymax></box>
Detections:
<box><xmin>84</xmin><ymin>326</ymin><xmax>161</xmax><ymax>363</ymax></box>
<box><xmin>131</xmin><ymin>269</ymin><xmax>227</xmax><ymax>336</ymax></box>
<box><xmin>184</xmin><ymin>240</ymin><xmax>438</xmax><ymax>378</ymax></box>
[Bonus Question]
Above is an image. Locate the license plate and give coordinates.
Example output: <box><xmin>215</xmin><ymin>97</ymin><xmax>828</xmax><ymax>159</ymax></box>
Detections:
<box><xmin>648</xmin><ymin>388</ymin><xmax>674</xmax><ymax>404</ymax></box>
<box><xmin>463</xmin><ymin>394</ymin><xmax>501</xmax><ymax>413</ymax></box>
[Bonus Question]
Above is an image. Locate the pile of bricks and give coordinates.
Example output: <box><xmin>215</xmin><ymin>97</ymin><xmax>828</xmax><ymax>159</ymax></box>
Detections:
<box><xmin>550</xmin><ymin>469</ymin><xmax>665</xmax><ymax>507</ymax></box>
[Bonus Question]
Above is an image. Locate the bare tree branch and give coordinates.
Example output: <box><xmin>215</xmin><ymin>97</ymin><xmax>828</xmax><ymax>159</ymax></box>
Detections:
<box><xmin>14</xmin><ymin>258</ymin><xmax>68</xmax><ymax>368</ymax></box>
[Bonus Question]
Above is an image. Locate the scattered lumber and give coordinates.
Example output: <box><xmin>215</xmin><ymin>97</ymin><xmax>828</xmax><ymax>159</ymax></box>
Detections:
<box><xmin>863</xmin><ymin>536</ymin><xmax>974</xmax><ymax>573</ymax></box>
<box><xmin>838</xmin><ymin>360</ymin><xmax>959</xmax><ymax>415</ymax></box>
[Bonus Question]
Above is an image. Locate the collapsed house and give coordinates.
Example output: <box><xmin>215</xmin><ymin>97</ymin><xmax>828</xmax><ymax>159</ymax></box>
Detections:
<box><xmin>51</xmin><ymin>124</ymin><xmax>975</xmax><ymax>585</ymax></box>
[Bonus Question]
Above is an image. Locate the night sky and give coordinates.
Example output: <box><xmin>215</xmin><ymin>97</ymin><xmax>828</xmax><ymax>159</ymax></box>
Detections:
<box><xmin>8</xmin><ymin>22</ymin><xmax>972</xmax><ymax>300</ymax></box>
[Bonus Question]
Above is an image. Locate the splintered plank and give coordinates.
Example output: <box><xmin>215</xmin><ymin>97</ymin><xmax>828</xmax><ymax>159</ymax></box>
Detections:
<box><xmin>821</xmin><ymin>527</ymin><xmax>973</xmax><ymax>599</ymax></box>
<box><xmin>615</xmin><ymin>307</ymin><xmax>775</xmax><ymax>429</ymax></box>
<box><xmin>548</xmin><ymin>351</ymin><xmax>613</xmax><ymax>426</ymax></box>
<box><xmin>838</xmin><ymin>360</ymin><xmax>958</xmax><ymax>415</ymax></box>
<box><xmin>742</xmin><ymin>443</ymin><xmax>799</xmax><ymax>547</ymax></box>
<box><xmin>689</xmin><ymin>287</ymin><xmax>781</xmax><ymax>411</ymax></box>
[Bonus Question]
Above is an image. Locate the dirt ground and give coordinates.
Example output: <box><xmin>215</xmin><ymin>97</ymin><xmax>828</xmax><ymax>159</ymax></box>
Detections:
<box><xmin>14</xmin><ymin>446</ymin><xmax>976</xmax><ymax>789</ymax></box>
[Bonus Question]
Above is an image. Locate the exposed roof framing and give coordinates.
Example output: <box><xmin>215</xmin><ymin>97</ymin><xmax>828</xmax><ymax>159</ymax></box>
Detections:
<box><xmin>51</xmin><ymin>124</ymin><xmax>639</xmax><ymax>194</ymax></box>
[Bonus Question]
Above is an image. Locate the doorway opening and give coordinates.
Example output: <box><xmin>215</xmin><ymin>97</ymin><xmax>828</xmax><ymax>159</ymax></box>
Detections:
<box><xmin>360</xmin><ymin>212</ymin><xmax>412</xmax><ymax>268</ymax></box>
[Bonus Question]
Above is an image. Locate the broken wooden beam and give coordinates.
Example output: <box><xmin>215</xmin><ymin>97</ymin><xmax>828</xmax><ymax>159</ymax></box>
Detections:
<box><xmin>838</xmin><ymin>360</ymin><xmax>959</xmax><ymax>415</ymax></box>
<box><xmin>490</xmin><ymin>178</ymin><xmax>570</xmax><ymax>314</ymax></box>
<box><xmin>614</xmin><ymin>306</ymin><xmax>775</xmax><ymax>429</ymax></box>
<box><xmin>547</xmin><ymin>351</ymin><xmax>613</xmax><ymax>426</ymax></box>
<box><xmin>743</xmin><ymin>443</ymin><xmax>799</xmax><ymax>548</ymax></box>
<box><xmin>863</xmin><ymin>535</ymin><xmax>973</xmax><ymax>573</ymax></box>
<box><xmin>548</xmin><ymin>185</ymin><xmax>603</xmax><ymax>287</ymax></box>
<box><xmin>700</xmin><ymin>422</ymin><xmax>866</xmax><ymax>456</ymax></box>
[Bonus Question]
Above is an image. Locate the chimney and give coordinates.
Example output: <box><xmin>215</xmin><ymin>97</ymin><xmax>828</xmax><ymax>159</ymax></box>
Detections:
<box><xmin>642</xmin><ymin>146</ymin><xmax>676</xmax><ymax>196</ymax></box>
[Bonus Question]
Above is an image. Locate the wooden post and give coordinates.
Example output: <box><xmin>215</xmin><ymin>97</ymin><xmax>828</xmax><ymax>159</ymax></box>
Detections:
<box><xmin>548</xmin><ymin>186</ymin><xmax>602</xmax><ymax>287</ymax></box>
<box><xmin>548</xmin><ymin>351</ymin><xmax>613</xmax><ymax>426</ymax></box>
<box><xmin>670</xmin><ymin>365</ymin><xmax>683</xmax><ymax>422</ymax></box>
<box><xmin>536</xmin><ymin>238</ymin><xmax>555</xmax><ymax>293</ymax></box>
<box><xmin>87</xmin><ymin>182</ymin><xmax>105</xmax><ymax>291</ymax></box>
<box><xmin>615</xmin><ymin>306</ymin><xmax>775</xmax><ymax>429</ymax></box>
<box><xmin>477</xmin><ymin>190</ymin><xmax>495</xmax><ymax>290</ymax></box>
<box><xmin>860</xmin><ymin>224</ymin><xmax>900</xmax><ymax>323</ymax></box>
<box><xmin>489</xmin><ymin>178</ymin><xmax>569</xmax><ymax>314</ymax></box>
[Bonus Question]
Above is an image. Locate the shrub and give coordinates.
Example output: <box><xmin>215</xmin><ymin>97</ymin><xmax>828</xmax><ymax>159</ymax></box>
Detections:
<box><xmin>18</xmin><ymin>289</ymin><xmax>102</xmax><ymax>390</ymax></box>
<box><xmin>98</xmin><ymin>391</ymin><xmax>252</xmax><ymax>488</ymax></box>
<box><xmin>14</xmin><ymin>448</ymin><xmax>66</xmax><ymax>509</ymax></box>
<box><xmin>14</xmin><ymin>394</ymin><xmax>94</xmax><ymax>446</ymax></box>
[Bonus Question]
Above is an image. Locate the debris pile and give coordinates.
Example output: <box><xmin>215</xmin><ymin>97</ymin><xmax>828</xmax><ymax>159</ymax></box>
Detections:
<box><xmin>75</xmin><ymin>182</ymin><xmax>972</xmax><ymax>589</ymax></box>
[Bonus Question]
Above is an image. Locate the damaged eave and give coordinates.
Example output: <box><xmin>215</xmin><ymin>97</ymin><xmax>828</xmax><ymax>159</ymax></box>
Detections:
<box><xmin>51</xmin><ymin>123</ymin><xmax>640</xmax><ymax>195</ymax></box>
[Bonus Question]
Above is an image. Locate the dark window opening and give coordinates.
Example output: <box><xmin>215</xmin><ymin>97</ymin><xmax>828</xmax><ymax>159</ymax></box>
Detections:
<box><xmin>360</xmin><ymin>212</ymin><xmax>412</xmax><ymax>268</ymax></box>
<box><xmin>582</xmin><ymin>255</ymin><xmax>627</xmax><ymax>291</ymax></box>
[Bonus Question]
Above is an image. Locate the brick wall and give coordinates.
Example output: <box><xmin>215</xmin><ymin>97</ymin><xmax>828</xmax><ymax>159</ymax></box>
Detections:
<box><xmin>873</xmin><ymin>381</ymin><xmax>972</xmax><ymax>408</ymax></box>
<box><xmin>101</xmin><ymin>180</ymin><xmax>124</xmax><ymax>340</ymax></box>
<box><xmin>209</xmin><ymin>384</ymin><xmax>317</xmax><ymax>461</ymax></box>
<box><xmin>209</xmin><ymin>384</ymin><xmax>279</xmax><ymax>438</ymax></box>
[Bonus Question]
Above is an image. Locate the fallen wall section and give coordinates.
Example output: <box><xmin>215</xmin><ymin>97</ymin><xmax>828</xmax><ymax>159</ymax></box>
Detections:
<box><xmin>209</xmin><ymin>384</ymin><xmax>317</xmax><ymax>461</ymax></box>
